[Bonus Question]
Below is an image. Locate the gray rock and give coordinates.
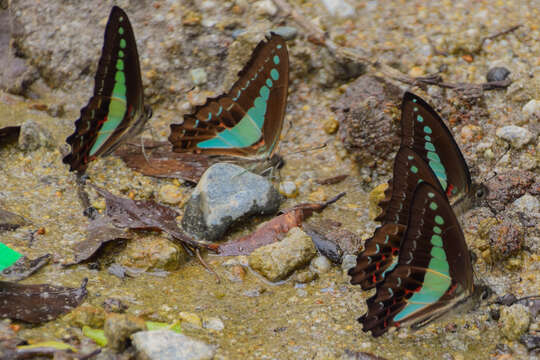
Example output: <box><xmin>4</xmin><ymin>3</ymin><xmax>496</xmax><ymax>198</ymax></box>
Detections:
<box><xmin>248</xmin><ymin>227</ymin><xmax>317</xmax><ymax>282</ymax></box>
<box><xmin>512</xmin><ymin>193</ymin><xmax>539</xmax><ymax>213</ymax></box>
<box><xmin>18</xmin><ymin>119</ymin><xmax>54</xmax><ymax>151</ymax></box>
<box><xmin>203</xmin><ymin>317</ymin><xmax>224</xmax><ymax>332</ymax></box>
<box><xmin>499</xmin><ymin>304</ymin><xmax>530</xmax><ymax>340</ymax></box>
<box><xmin>132</xmin><ymin>330</ymin><xmax>215</xmax><ymax>360</ymax></box>
<box><xmin>486</xmin><ymin>67</ymin><xmax>510</xmax><ymax>82</ymax></box>
<box><xmin>495</xmin><ymin>125</ymin><xmax>534</xmax><ymax>148</ymax></box>
<box><xmin>190</xmin><ymin>68</ymin><xmax>207</xmax><ymax>86</ymax></box>
<box><xmin>310</xmin><ymin>255</ymin><xmax>332</xmax><ymax>274</ymax></box>
<box><xmin>0</xmin><ymin>208</ymin><xmax>29</xmax><ymax>230</ymax></box>
<box><xmin>321</xmin><ymin>0</ymin><xmax>355</xmax><ymax>18</ymax></box>
<box><xmin>182</xmin><ymin>163</ymin><xmax>281</xmax><ymax>241</ymax></box>
<box><xmin>271</xmin><ymin>26</ymin><xmax>298</xmax><ymax>40</ymax></box>
<box><xmin>522</xmin><ymin>99</ymin><xmax>540</xmax><ymax>119</ymax></box>
<box><xmin>278</xmin><ymin>181</ymin><xmax>298</xmax><ymax>198</ymax></box>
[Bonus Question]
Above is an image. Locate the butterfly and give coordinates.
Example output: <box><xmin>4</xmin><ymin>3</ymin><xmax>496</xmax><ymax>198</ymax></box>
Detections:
<box><xmin>168</xmin><ymin>33</ymin><xmax>289</xmax><ymax>162</ymax></box>
<box><xmin>359</xmin><ymin>182</ymin><xmax>474</xmax><ymax>337</ymax></box>
<box><xmin>348</xmin><ymin>92</ymin><xmax>486</xmax><ymax>291</ymax></box>
<box><xmin>63</xmin><ymin>6</ymin><xmax>152</xmax><ymax>173</ymax></box>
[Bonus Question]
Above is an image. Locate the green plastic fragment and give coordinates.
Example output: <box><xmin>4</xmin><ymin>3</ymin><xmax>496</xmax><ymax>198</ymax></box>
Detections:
<box><xmin>17</xmin><ymin>341</ymin><xmax>77</xmax><ymax>352</ymax></box>
<box><xmin>82</xmin><ymin>326</ymin><xmax>108</xmax><ymax>347</ymax></box>
<box><xmin>0</xmin><ymin>242</ymin><xmax>23</xmax><ymax>271</ymax></box>
<box><xmin>145</xmin><ymin>321</ymin><xmax>182</xmax><ymax>333</ymax></box>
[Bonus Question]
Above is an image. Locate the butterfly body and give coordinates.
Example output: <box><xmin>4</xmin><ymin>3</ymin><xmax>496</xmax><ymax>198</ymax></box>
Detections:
<box><xmin>169</xmin><ymin>34</ymin><xmax>289</xmax><ymax>161</ymax></box>
<box><xmin>63</xmin><ymin>6</ymin><xmax>151</xmax><ymax>173</ymax></box>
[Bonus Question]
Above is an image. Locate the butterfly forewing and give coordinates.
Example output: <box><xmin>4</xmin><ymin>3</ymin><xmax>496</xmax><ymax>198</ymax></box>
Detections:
<box><xmin>360</xmin><ymin>182</ymin><xmax>473</xmax><ymax>337</ymax></box>
<box><xmin>348</xmin><ymin>147</ymin><xmax>444</xmax><ymax>290</ymax></box>
<box><xmin>400</xmin><ymin>92</ymin><xmax>471</xmax><ymax>201</ymax></box>
<box><xmin>169</xmin><ymin>34</ymin><xmax>289</xmax><ymax>158</ymax></box>
<box><xmin>63</xmin><ymin>6</ymin><xmax>147</xmax><ymax>172</ymax></box>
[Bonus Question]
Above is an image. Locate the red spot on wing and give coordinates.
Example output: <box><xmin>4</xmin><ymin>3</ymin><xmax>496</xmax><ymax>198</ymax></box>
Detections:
<box><xmin>446</xmin><ymin>183</ymin><xmax>455</xmax><ymax>197</ymax></box>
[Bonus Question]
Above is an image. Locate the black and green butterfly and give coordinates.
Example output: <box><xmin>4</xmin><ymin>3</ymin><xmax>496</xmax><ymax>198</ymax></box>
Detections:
<box><xmin>349</xmin><ymin>92</ymin><xmax>486</xmax><ymax>291</ymax></box>
<box><xmin>168</xmin><ymin>33</ymin><xmax>289</xmax><ymax>162</ymax></box>
<box><xmin>63</xmin><ymin>6</ymin><xmax>152</xmax><ymax>173</ymax></box>
<box><xmin>360</xmin><ymin>182</ymin><xmax>474</xmax><ymax>337</ymax></box>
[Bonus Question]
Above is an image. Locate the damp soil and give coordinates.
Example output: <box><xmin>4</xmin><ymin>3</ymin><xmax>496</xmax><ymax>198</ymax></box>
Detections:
<box><xmin>1</xmin><ymin>0</ymin><xmax>539</xmax><ymax>359</ymax></box>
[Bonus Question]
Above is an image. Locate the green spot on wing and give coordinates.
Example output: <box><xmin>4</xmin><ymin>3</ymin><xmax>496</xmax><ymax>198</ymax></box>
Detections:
<box><xmin>118</xmin><ymin>27</ymin><xmax>124</xmax><ymax>35</ymax></box>
<box><xmin>427</xmin><ymin>151</ymin><xmax>441</xmax><ymax>162</ymax></box>
<box><xmin>273</xmin><ymin>55</ymin><xmax>280</xmax><ymax>64</ymax></box>
<box><xmin>433</xmin><ymin>226</ymin><xmax>442</xmax><ymax>235</ymax></box>
<box><xmin>417</xmin><ymin>115</ymin><xmax>424</xmax><ymax>123</ymax></box>
<box><xmin>431</xmin><ymin>234</ymin><xmax>443</xmax><ymax>246</ymax></box>
<box><xmin>429</xmin><ymin>201</ymin><xmax>438</xmax><ymax>210</ymax></box>
<box><xmin>425</xmin><ymin>142</ymin><xmax>435</xmax><ymax>152</ymax></box>
<box><xmin>424</xmin><ymin>126</ymin><xmax>432</xmax><ymax>134</ymax></box>
<box><xmin>270</xmin><ymin>69</ymin><xmax>279</xmax><ymax>80</ymax></box>
<box><xmin>120</xmin><ymin>38</ymin><xmax>126</xmax><ymax>49</ymax></box>
<box><xmin>435</xmin><ymin>215</ymin><xmax>444</xmax><ymax>225</ymax></box>
<box><xmin>410</xmin><ymin>165</ymin><xmax>418</xmax><ymax>174</ymax></box>
<box><xmin>431</xmin><ymin>246</ymin><xmax>447</xmax><ymax>260</ymax></box>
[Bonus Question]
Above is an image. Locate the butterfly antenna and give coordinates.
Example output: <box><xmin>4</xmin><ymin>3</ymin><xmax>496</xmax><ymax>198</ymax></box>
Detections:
<box><xmin>480</xmin><ymin>145</ymin><xmax>510</xmax><ymax>184</ymax></box>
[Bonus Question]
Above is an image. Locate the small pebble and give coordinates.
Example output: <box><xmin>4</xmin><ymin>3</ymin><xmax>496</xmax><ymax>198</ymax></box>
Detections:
<box><xmin>512</xmin><ymin>193</ymin><xmax>539</xmax><ymax>213</ymax></box>
<box><xmin>341</xmin><ymin>254</ymin><xmax>357</xmax><ymax>274</ymax></box>
<box><xmin>18</xmin><ymin>120</ymin><xmax>54</xmax><ymax>151</ymax></box>
<box><xmin>486</xmin><ymin>67</ymin><xmax>510</xmax><ymax>82</ymax></box>
<box><xmin>294</xmin><ymin>268</ymin><xmax>318</xmax><ymax>283</ymax></box>
<box><xmin>310</xmin><ymin>256</ymin><xmax>332</xmax><ymax>274</ymax></box>
<box><xmin>460</xmin><ymin>124</ymin><xmax>480</xmax><ymax>142</ymax></box>
<box><xmin>190</xmin><ymin>68</ymin><xmax>208</xmax><ymax>86</ymax></box>
<box><xmin>321</xmin><ymin>0</ymin><xmax>355</xmax><ymax>18</ymax></box>
<box><xmin>254</xmin><ymin>0</ymin><xmax>277</xmax><ymax>16</ymax></box>
<box><xmin>159</xmin><ymin>184</ymin><xmax>184</xmax><ymax>205</ymax></box>
<box><xmin>203</xmin><ymin>317</ymin><xmax>224</xmax><ymax>332</ymax></box>
<box><xmin>495</xmin><ymin>125</ymin><xmax>533</xmax><ymax>148</ymax></box>
<box><xmin>178</xmin><ymin>312</ymin><xmax>203</xmax><ymax>328</ymax></box>
<box><xmin>323</xmin><ymin>116</ymin><xmax>339</xmax><ymax>134</ymax></box>
<box><xmin>279</xmin><ymin>181</ymin><xmax>298</xmax><ymax>198</ymax></box>
<box><xmin>522</xmin><ymin>99</ymin><xmax>540</xmax><ymax>119</ymax></box>
<box><xmin>271</xmin><ymin>26</ymin><xmax>298</xmax><ymax>40</ymax></box>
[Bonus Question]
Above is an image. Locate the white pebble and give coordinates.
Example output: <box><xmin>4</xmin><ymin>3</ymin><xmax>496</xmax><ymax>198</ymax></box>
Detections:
<box><xmin>495</xmin><ymin>125</ymin><xmax>534</xmax><ymax>148</ymax></box>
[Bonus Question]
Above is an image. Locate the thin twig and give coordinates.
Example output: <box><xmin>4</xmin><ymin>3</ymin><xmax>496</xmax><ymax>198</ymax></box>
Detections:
<box><xmin>196</xmin><ymin>248</ymin><xmax>221</xmax><ymax>284</ymax></box>
<box><xmin>480</xmin><ymin>24</ymin><xmax>522</xmax><ymax>48</ymax></box>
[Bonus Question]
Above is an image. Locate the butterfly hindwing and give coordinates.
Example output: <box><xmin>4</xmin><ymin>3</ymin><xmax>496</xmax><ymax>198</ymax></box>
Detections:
<box><xmin>359</xmin><ymin>182</ymin><xmax>473</xmax><ymax>337</ymax></box>
<box><xmin>349</xmin><ymin>147</ymin><xmax>444</xmax><ymax>290</ymax></box>
<box><xmin>169</xmin><ymin>33</ymin><xmax>289</xmax><ymax>158</ymax></box>
<box><xmin>401</xmin><ymin>92</ymin><xmax>471</xmax><ymax>201</ymax></box>
<box><xmin>63</xmin><ymin>6</ymin><xmax>149</xmax><ymax>173</ymax></box>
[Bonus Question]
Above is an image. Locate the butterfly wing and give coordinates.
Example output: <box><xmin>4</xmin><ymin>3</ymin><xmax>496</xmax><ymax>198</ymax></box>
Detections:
<box><xmin>169</xmin><ymin>33</ymin><xmax>289</xmax><ymax>158</ymax></box>
<box><xmin>63</xmin><ymin>6</ymin><xmax>148</xmax><ymax>173</ymax></box>
<box><xmin>401</xmin><ymin>92</ymin><xmax>471</xmax><ymax>202</ymax></box>
<box><xmin>359</xmin><ymin>182</ymin><xmax>474</xmax><ymax>337</ymax></box>
<box><xmin>349</xmin><ymin>147</ymin><xmax>444</xmax><ymax>290</ymax></box>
